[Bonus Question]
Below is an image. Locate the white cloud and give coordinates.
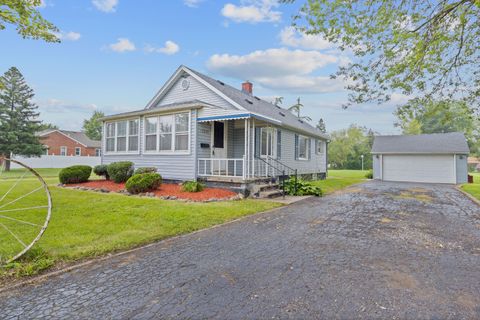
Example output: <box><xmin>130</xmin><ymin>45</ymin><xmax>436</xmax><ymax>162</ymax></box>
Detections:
<box><xmin>279</xmin><ymin>27</ymin><xmax>333</xmax><ymax>50</ymax></box>
<box><xmin>92</xmin><ymin>0</ymin><xmax>118</xmax><ymax>13</ymax></box>
<box><xmin>109</xmin><ymin>38</ymin><xmax>136</xmax><ymax>52</ymax></box>
<box><xmin>184</xmin><ymin>0</ymin><xmax>203</xmax><ymax>8</ymax></box>
<box><xmin>207</xmin><ymin>48</ymin><xmax>343</xmax><ymax>94</ymax></box>
<box><xmin>56</xmin><ymin>31</ymin><xmax>81</xmax><ymax>41</ymax></box>
<box><xmin>145</xmin><ymin>41</ymin><xmax>180</xmax><ymax>55</ymax></box>
<box><xmin>221</xmin><ymin>0</ymin><xmax>281</xmax><ymax>24</ymax></box>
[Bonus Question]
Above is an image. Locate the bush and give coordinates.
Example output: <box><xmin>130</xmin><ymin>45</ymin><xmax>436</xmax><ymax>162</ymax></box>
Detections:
<box><xmin>365</xmin><ymin>170</ymin><xmax>373</xmax><ymax>179</ymax></box>
<box><xmin>182</xmin><ymin>181</ymin><xmax>205</xmax><ymax>193</ymax></box>
<box><xmin>134</xmin><ymin>167</ymin><xmax>157</xmax><ymax>175</ymax></box>
<box><xmin>59</xmin><ymin>165</ymin><xmax>92</xmax><ymax>184</ymax></box>
<box><xmin>107</xmin><ymin>161</ymin><xmax>134</xmax><ymax>183</ymax></box>
<box><xmin>284</xmin><ymin>177</ymin><xmax>322</xmax><ymax>197</ymax></box>
<box><xmin>125</xmin><ymin>173</ymin><xmax>162</xmax><ymax>194</ymax></box>
<box><xmin>93</xmin><ymin>165</ymin><xmax>109</xmax><ymax>180</ymax></box>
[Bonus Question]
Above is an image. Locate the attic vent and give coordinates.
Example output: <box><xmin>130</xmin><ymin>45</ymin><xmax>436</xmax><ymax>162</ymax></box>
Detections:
<box><xmin>254</xmin><ymin>96</ymin><xmax>261</xmax><ymax>100</ymax></box>
<box><xmin>298</xmin><ymin>119</ymin><xmax>304</xmax><ymax>123</ymax></box>
<box><xmin>245</xmin><ymin>99</ymin><xmax>253</xmax><ymax>104</ymax></box>
<box><xmin>276</xmin><ymin>105</ymin><xmax>281</xmax><ymax>109</ymax></box>
<box><xmin>279</xmin><ymin>112</ymin><xmax>285</xmax><ymax>117</ymax></box>
<box><xmin>217</xmin><ymin>80</ymin><xmax>225</xmax><ymax>85</ymax></box>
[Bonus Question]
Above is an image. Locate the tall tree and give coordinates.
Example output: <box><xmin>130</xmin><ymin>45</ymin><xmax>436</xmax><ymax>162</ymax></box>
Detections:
<box><xmin>38</xmin><ymin>122</ymin><xmax>58</xmax><ymax>131</ymax></box>
<box><xmin>394</xmin><ymin>98</ymin><xmax>480</xmax><ymax>154</ymax></box>
<box><xmin>328</xmin><ymin>125</ymin><xmax>375</xmax><ymax>169</ymax></box>
<box><xmin>283</xmin><ymin>0</ymin><xmax>480</xmax><ymax>109</ymax></box>
<box><xmin>288</xmin><ymin>97</ymin><xmax>312</xmax><ymax>122</ymax></box>
<box><xmin>0</xmin><ymin>67</ymin><xmax>44</xmax><ymax>171</ymax></box>
<box><xmin>316</xmin><ymin>118</ymin><xmax>326</xmax><ymax>133</ymax></box>
<box><xmin>83</xmin><ymin>111</ymin><xmax>104</xmax><ymax>141</ymax></box>
<box><xmin>0</xmin><ymin>0</ymin><xmax>59</xmax><ymax>42</ymax></box>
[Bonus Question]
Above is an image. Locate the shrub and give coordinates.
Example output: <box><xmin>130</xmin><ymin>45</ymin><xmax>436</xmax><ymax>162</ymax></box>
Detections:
<box><xmin>134</xmin><ymin>167</ymin><xmax>157</xmax><ymax>175</ymax></box>
<box><xmin>107</xmin><ymin>161</ymin><xmax>134</xmax><ymax>183</ymax></box>
<box><xmin>59</xmin><ymin>165</ymin><xmax>92</xmax><ymax>184</ymax></box>
<box><xmin>125</xmin><ymin>173</ymin><xmax>162</xmax><ymax>194</ymax></box>
<box><xmin>182</xmin><ymin>181</ymin><xmax>205</xmax><ymax>193</ymax></box>
<box><xmin>365</xmin><ymin>170</ymin><xmax>373</xmax><ymax>179</ymax></box>
<box><xmin>93</xmin><ymin>165</ymin><xmax>109</xmax><ymax>180</ymax></box>
<box><xmin>284</xmin><ymin>177</ymin><xmax>322</xmax><ymax>197</ymax></box>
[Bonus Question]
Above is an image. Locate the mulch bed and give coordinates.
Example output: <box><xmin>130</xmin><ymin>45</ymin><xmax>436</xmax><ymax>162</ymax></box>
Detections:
<box><xmin>64</xmin><ymin>180</ymin><xmax>239</xmax><ymax>202</ymax></box>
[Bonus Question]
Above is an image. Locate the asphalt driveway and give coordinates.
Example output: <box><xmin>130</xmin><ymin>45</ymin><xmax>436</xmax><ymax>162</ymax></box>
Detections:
<box><xmin>1</xmin><ymin>181</ymin><xmax>479</xmax><ymax>319</ymax></box>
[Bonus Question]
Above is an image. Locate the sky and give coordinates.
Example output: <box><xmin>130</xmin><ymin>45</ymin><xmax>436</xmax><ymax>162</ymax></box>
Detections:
<box><xmin>1</xmin><ymin>0</ymin><xmax>406</xmax><ymax>134</ymax></box>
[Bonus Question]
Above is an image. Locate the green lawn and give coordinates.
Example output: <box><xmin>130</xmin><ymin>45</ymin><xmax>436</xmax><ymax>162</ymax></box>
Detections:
<box><xmin>310</xmin><ymin>170</ymin><xmax>368</xmax><ymax>195</ymax></box>
<box><xmin>1</xmin><ymin>168</ymin><xmax>62</xmax><ymax>179</ymax></box>
<box><xmin>461</xmin><ymin>172</ymin><xmax>480</xmax><ymax>201</ymax></box>
<box><xmin>0</xmin><ymin>171</ymin><xmax>281</xmax><ymax>279</ymax></box>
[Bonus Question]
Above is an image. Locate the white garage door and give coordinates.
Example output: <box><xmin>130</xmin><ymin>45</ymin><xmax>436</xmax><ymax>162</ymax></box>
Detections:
<box><xmin>382</xmin><ymin>154</ymin><xmax>455</xmax><ymax>184</ymax></box>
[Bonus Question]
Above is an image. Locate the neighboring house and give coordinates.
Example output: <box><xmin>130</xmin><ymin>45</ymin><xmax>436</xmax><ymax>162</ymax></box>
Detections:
<box><xmin>101</xmin><ymin>65</ymin><xmax>329</xmax><ymax>188</ymax></box>
<box><xmin>38</xmin><ymin>129</ymin><xmax>102</xmax><ymax>157</ymax></box>
<box><xmin>371</xmin><ymin>132</ymin><xmax>469</xmax><ymax>184</ymax></box>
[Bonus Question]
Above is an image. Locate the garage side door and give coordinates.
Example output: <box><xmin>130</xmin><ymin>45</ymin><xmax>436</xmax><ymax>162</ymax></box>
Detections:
<box><xmin>382</xmin><ymin>155</ymin><xmax>455</xmax><ymax>184</ymax></box>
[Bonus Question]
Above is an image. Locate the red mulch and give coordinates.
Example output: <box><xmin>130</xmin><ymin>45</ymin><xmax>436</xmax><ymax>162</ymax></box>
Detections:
<box><xmin>67</xmin><ymin>180</ymin><xmax>237</xmax><ymax>201</ymax></box>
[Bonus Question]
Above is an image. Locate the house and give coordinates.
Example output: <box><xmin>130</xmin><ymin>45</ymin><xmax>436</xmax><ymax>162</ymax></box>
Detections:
<box><xmin>371</xmin><ymin>132</ymin><xmax>469</xmax><ymax>184</ymax></box>
<box><xmin>38</xmin><ymin>129</ymin><xmax>101</xmax><ymax>157</ymax></box>
<box><xmin>100</xmin><ymin>65</ymin><xmax>329</xmax><ymax>191</ymax></box>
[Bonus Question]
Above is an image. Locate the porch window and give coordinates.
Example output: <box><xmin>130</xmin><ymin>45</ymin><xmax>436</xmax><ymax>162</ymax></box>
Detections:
<box><xmin>104</xmin><ymin>118</ymin><xmax>140</xmax><ymax>153</ymax></box>
<box><xmin>298</xmin><ymin>135</ymin><xmax>310</xmax><ymax>160</ymax></box>
<box><xmin>260</xmin><ymin>127</ymin><xmax>274</xmax><ymax>157</ymax></box>
<box><xmin>144</xmin><ymin>111</ymin><xmax>190</xmax><ymax>153</ymax></box>
<box><xmin>145</xmin><ymin>117</ymin><xmax>158</xmax><ymax>151</ymax></box>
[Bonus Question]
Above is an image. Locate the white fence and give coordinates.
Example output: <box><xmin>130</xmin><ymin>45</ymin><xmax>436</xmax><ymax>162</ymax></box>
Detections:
<box><xmin>11</xmin><ymin>155</ymin><xmax>101</xmax><ymax>169</ymax></box>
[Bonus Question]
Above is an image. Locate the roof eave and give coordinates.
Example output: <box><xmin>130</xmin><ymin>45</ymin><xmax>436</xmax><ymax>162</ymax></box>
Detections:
<box><xmin>100</xmin><ymin>103</ymin><xmax>204</xmax><ymax>122</ymax></box>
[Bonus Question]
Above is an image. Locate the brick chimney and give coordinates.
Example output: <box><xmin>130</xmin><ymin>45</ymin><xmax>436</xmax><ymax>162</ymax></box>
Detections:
<box><xmin>242</xmin><ymin>81</ymin><xmax>253</xmax><ymax>95</ymax></box>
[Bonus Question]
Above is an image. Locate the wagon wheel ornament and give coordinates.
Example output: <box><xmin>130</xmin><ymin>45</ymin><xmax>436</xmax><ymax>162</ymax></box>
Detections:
<box><xmin>0</xmin><ymin>157</ymin><xmax>52</xmax><ymax>265</ymax></box>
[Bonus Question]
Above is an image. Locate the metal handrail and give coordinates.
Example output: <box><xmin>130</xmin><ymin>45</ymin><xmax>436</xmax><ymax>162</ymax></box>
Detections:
<box><xmin>265</xmin><ymin>156</ymin><xmax>296</xmax><ymax>172</ymax></box>
<box><xmin>254</xmin><ymin>156</ymin><xmax>298</xmax><ymax>198</ymax></box>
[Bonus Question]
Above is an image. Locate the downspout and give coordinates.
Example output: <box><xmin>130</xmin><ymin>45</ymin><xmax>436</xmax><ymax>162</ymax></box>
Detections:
<box><xmin>325</xmin><ymin>140</ymin><xmax>329</xmax><ymax>178</ymax></box>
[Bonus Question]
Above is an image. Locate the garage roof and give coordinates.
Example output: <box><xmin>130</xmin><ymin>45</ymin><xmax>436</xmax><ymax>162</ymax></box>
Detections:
<box><xmin>371</xmin><ymin>132</ymin><xmax>470</xmax><ymax>154</ymax></box>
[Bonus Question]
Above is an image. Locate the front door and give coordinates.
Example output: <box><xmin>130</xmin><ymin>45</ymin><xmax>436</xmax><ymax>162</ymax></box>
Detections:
<box><xmin>211</xmin><ymin>121</ymin><xmax>227</xmax><ymax>173</ymax></box>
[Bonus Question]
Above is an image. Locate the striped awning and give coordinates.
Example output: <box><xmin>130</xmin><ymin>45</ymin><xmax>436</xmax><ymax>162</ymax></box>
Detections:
<box><xmin>197</xmin><ymin>112</ymin><xmax>281</xmax><ymax>124</ymax></box>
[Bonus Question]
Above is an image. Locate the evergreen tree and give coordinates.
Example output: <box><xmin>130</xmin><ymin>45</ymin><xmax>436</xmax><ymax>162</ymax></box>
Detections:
<box><xmin>316</xmin><ymin>118</ymin><xmax>326</xmax><ymax>133</ymax></box>
<box><xmin>0</xmin><ymin>67</ymin><xmax>44</xmax><ymax>171</ymax></box>
<box><xmin>82</xmin><ymin>110</ymin><xmax>104</xmax><ymax>141</ymax></box>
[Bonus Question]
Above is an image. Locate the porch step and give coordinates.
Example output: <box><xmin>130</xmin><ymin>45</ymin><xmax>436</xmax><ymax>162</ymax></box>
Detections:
<box><xmin>256</xmin><ymin>183</ymin><xmax>279</xmax><ymax>192</ymax></box>
<box><xmin>258</xmin><ymin>189</ymin><xmax>284</xmax><ymax>199</ymax></box>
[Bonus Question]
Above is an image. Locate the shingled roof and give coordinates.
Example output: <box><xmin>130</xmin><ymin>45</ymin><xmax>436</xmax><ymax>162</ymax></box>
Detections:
<box><xmin>371</xmin><ymin>132</ymin><xmax>469</xmax><ymax>154</ymax></box>
<box><xmin>38</xmin><ymin>129</ymin><xmax>101</xmax><ymax>148</ymax></box>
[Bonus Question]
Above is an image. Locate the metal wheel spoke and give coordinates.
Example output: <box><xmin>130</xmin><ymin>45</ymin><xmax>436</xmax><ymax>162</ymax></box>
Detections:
<box><xmin>0</xmin><ymin>171</ymin><xmax>28</xmax><ymax>203</ymax></box>
<box><xmin>0</xmin><ymin>185</ymin><xmax>43</xmax><ymax>210</ymax></box>
<box><xmin>0</xmin><ymin>222</ymin><xmax>27</xmax><ymax>248</ymax></box>
<box><xmin>0</xmin><ymin>214</ymin><xmax>42</xmax><ymax>227</ymax></box>
<box><xmin>0</xmin><ymin>205</ymin><xmax>49</xmax><ymax>214</ymax></box>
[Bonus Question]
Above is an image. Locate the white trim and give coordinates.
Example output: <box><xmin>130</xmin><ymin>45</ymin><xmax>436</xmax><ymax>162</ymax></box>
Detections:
<box><xmin>74</xmin><ymin>147</ymin><xmax>81</xmax><ymax>156</ymax></box>
<box><xmin>145</xmin><ymin>66</ymin><xmax>247</xmax><ymax>111</ymax></box>
<box><xmin>453</xmin><ymin>154</ymin><xmax>457</xmax><ymax>184</ymax></box>
<box><xmin>103</xmin><ymin>117</ymin><xmax>141</xmax><ymax>156</ymax></box>
<box><xmin>141</xmin><ymin>110</ymin><xmax>192</xmax><ymax>155</ymax></box>
<box><xmin>297</xmin><ymin>135</ymin><xmax>310</xmax><ymax>161</ymax></box>
<box><xmin>60</xmin><ymin>146</ymin><xmax>67</xmax><ymax>156</ymax></box>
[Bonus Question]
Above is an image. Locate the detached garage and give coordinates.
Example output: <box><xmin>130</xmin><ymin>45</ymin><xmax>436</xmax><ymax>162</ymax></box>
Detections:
<box><xmin>372</xmin><ymin>132</ymin><xmax>469</xmax><ymax>184</ymax></box>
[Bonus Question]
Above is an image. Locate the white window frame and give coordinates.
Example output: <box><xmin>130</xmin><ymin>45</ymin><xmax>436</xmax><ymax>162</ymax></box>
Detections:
<box><xmin>75</xmin><ymin>147</ymin><xmax>81</xmax><ymax>156</ymax></box>
<box><xmin>104</xmin><ymin>118</ymin><xmax>140</xmax><ymax>155</ymax></box>
<box><xmin>95</xmin><ymin>148</ymin><xmax>101</xmax><ymax>157</ymax></box>
<box><xmin>316</xmin><ymin>139</ymin><xmax>325</xmax><ymax>155</ymax></box>
<box><xmin>143</xmin><ymin>111</ymin><xmax>191</xmax><ymax>155</ymax></box>
<box><xmin>297</xmin><ymin>135</ymin><xmax>310</xmax><ymax>161</ymax></box>
<box><xmin>260</xmin><ymin>127</ymin><xmax>275</xmax><ymax>158</ymax></box>
<box><xmin>60</xmin><ymin>146</ymin><xmax>67</xmax><ymax>156</ymax></box>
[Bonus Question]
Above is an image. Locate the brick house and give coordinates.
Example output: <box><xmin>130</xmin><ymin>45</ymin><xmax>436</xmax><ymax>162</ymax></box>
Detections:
<box><xmin>38</xmin><ymin>129</ymin><xmax>101</xmax><ymax>157</ymax></box>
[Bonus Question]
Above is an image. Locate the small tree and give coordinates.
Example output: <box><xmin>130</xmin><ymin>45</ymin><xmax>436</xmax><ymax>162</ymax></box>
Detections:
<box><xmin>316</xmin><ymin>118</ymin><xmax>326</xmax><ymax>133</ymax></box>
<box><xmin>83</xmin><ymin>111</ymin><xmax>104</xmax><ymax>141</ymax></box>
<box><xmin>0</xmin><ymin>67</ymin><xmax>44</xmax><ymax>171</ymax></box>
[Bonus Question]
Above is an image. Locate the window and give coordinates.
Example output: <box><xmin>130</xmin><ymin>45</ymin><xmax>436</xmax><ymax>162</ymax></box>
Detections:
<box><xmin>43</xmin><ymin>146</ymin><xmax>49</xmax><ymax>155</ymax></box>
<box><xmin>105</xmin><ymin>119</ymin><xmax>140</xmax><ymax>153</ymax></box>
<box><xmin>75</xmin><ymin>147</ymin><xmax>81</xmax><ymax>156</ymax></box>
<box><xmin>316</xmin><ymin>140</ymin><xmax>325</xmax><ymax>154</ymax></box>
<box><xmin>60</xmin><ymin>146</ymin><xmax>67</xmax><ymax>156</ymax></box>
<box><xmin>144</xmin><ymin>112</ymin><xmax>190</xmax><ymax>153</ymax></box>
<box><xmin>297</xmin><ymin>135</ymin><xmax>310</xmax><ymax>160</ymax></box>
<box><xmin>260</xmin><ymin>127</ymin><xmax>274</xmax><ymax>157</ymax></box>
<box><xmin>95</xmin><ymin>148</ymin><xmax>101</xmax><ymax>157</ymax></box>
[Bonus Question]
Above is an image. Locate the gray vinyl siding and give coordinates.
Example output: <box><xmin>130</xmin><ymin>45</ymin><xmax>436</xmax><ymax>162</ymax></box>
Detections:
<box><xmin>232</xmin><ymin>128</ymin><xmax>245</xmax><ymax>158</ymax></box>
<box><xmin>156</xmin><ymin>75</ymin><xmax>235</xmax><ymax>110</ymax></box>
<box><xmin>276</xmin><ymin>128</ymin><xmax>327</xmax><ymax>174</ymax></box>
<box><xmin>373</xmin><ymin>155</ymin><xmax>381</xmax><ymax>179</ymax></box>
<box><xmin>456</xmin><ymin>154</ymin><xmax>468</xmax><ymax>184</ymax></box>
<box><xmin>197</xmin><ymin>122</ymin><xmax>211</xmax><ymax>159</ymax></box>
<box><xmin>102</xmin><ymin>110</ymin><xmax>198</xmax><ymax>181</ymax></box>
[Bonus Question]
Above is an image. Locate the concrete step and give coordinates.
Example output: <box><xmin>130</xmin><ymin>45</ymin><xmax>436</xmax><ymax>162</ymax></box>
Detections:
<box><xmin>256</xmin><ymin>183</ymin><xmax>280</xmax><ymax>192</ymax></box>
<box><xmin>259</xmin><ymin>189</ymin><xmax>284</xmax><ymax>199</ymax></box>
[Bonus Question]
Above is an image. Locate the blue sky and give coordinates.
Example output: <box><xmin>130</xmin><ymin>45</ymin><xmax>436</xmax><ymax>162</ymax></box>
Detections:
<box><xmin>1</xmin><ymin>0</ymin><xmax>404</xmax><ymax>133</ymax></box>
